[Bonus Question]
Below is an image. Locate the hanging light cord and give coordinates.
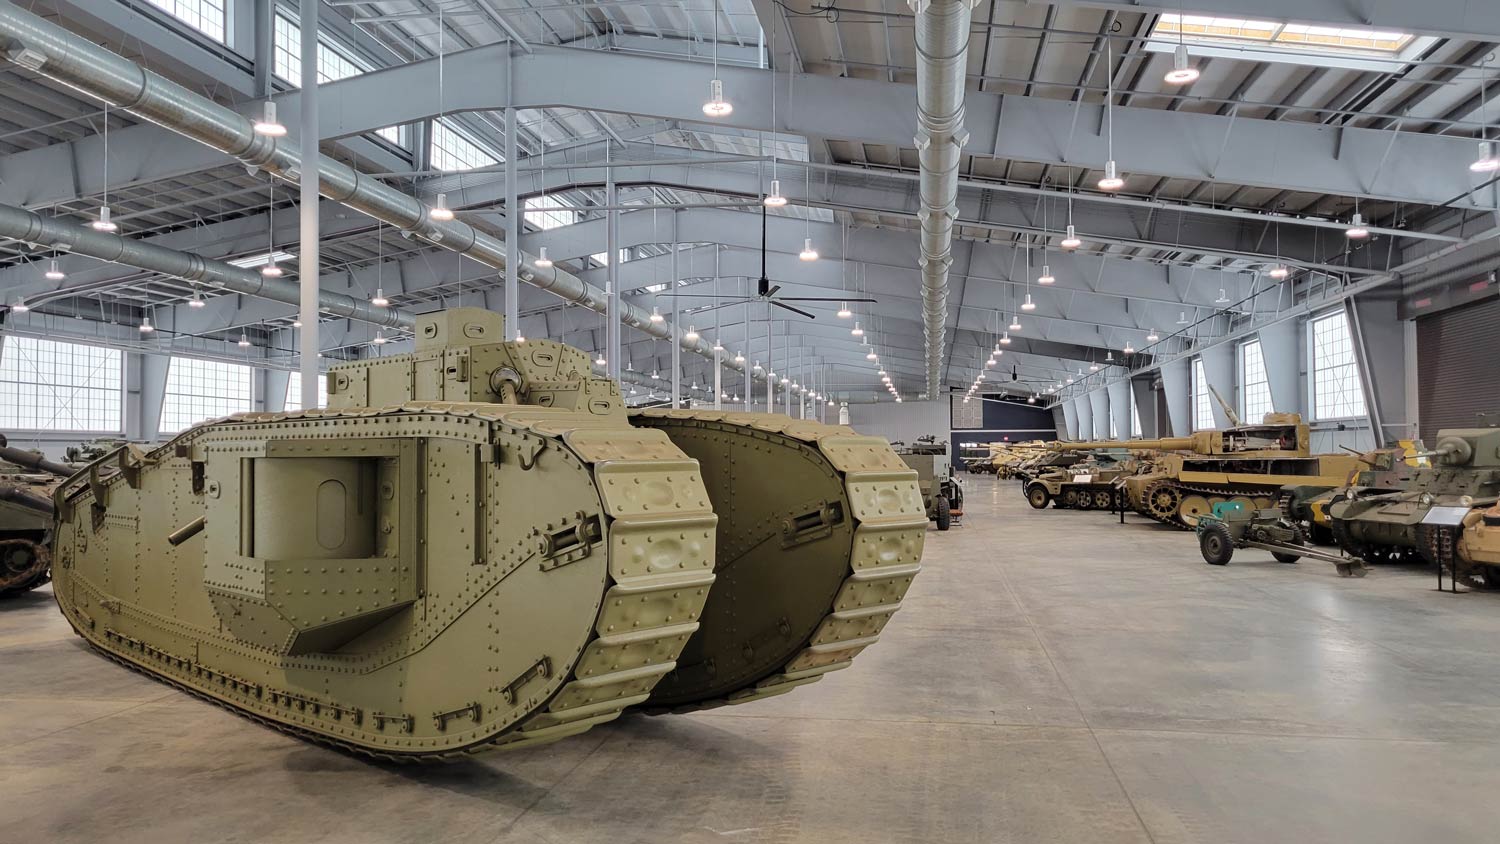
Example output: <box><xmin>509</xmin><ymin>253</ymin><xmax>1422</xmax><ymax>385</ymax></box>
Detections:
<box><xmin>1105</xmin><ymin>39</ymin><xmax>1115</xmax><ymax>164</ymax></box>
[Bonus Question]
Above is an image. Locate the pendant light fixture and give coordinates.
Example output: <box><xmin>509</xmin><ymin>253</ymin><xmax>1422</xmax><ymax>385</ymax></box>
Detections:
<box><xmin>514</xmin><ymin>332</ymin><xmax>525</xmax><ymax>343</ymax></box>
<box><xmin>1146</xmin><ymin>327</ymin><xmax>1159</xmax><ymax>342</ymax></box>
<box><xmin>44</xmin><ymin>258</ymin><xmax>65</xmax><ymax>281</ymax></box>
<box><xmin>1089</xmin><ymin>361</ymin><xmax>1100</xmax><ymax>372</ymax></box>
<box><xmin>372</xmin><ymin>330</ymin><xmax>387</xmax><ymax>345</ymax></box>
<box><xmin>735</xmin><ymin>351</ymin><xmax>746</xmax><ymax>364</ymax></box>
<box><xmin>1098</xmin><ymin>40</ymin><xmax>1126</xmax><ymax>192</ymax></box>
<box><xmin>189</xmin><ymin>287</ymin><xmax>206</xmax><ymax>308</ymax></box>
<box><xmin>430</xmin><ymin>192</ymin><xmax>455</xmax><ymax>222</ymax></box>
<box><xmin>11</xmin><ymin>299</ymin><xmax>29</xmax><ymax>313</ymax></box>
<box><xmin>1164</xmin><ymin>45</ymin><xmax>1200</xmax><ymax>86</ymax></box>
<box><xmin>253</xmin><ymin>100</ymin><xmax>286</xmax><ymax>136</ymax></box>
<box><xmin>1009</xmin><ymin>314</ymin><xmax>1022</xmax><ymax>331</ymax></box>
<box><xmin>1061</xmin><ymin>168</ymin><xmax>1083</xmax><ymax>249</ymax></box>
<box><xmin>1473</xmin><ymin>56</ymin><xmax>1498</xmax><ymax>172</ymax></box>
<box><xmin>1269</xmin><ymin>264</ymin><xmax>1290</xmax><ymax>280</ymax></box>
<box><xmin>1123</xmin><ymin>339</ymin><xmax>1135</xmax><ymax>354</ymax></box>
<box><xmin>1000</xmin><ymin>331</ymin><xmax>1011</xmax><ymax>345</ymax></box>
<box><xmin>837</xmin><ymin>301</ymin><xmax>852</xmax><ymax>319</ymax></box>
<box><xmin>764</xmin><ymin>179</ymin><xmax>787</xmax><ymax>207</ymax></box>
<box><xmin>292</xmin><ymin>318</ymin><xmax>302</xmax><ymax>328</ymax></box>
<box><xmin>1346</xmin><ymin>198</ymin><xmax>1370</xmax><ymax>239</ymax></box>
<box><xmin>650</xmin><ymin>306</ymin><xmax>665</xmax><ymax>324</ymax></box>
<box><xmin>535</xmin><ymin>246</ymin><xmax>553</xmax><ymax>268</ymax></box>
<box><xmin>993</xmin><ymin>342</ymin><xmax>1003</xmax><ymax>357</ymax></box>
<box><xmin>371</xmin><ymin>288</ymin><xmax>389</xmax><ymax>307</ymax></box>
<box><xmin>799</xmin><ymin>167</ymin><xmax>818</xmax><ymax>260</ymax></box>
<box><xmin>93</xmin><ymin>102</ymin><xmax>118</xmax><ymax>232</ymax></box>
<box><xmin>1177</xmin><ymin>310</ymin><xmax>1190</xmax><ymax>325</ymax></box>
<box><xmin>851</xmin><ymin>322</ymin><xmax>864</xmax><ymax>337</ymax></box>
<box><xmin>238</xmin><ymin>331</ymin><xmax>252</xmax><ymax>347</ymax></box>
<box><xmin>702</xmin><ymin>3</ymin><xmax>733</xmax><ymax>116</ymax></box>
<box><xmin>684</xmin><ymin>325</ymin><xmax>699</xmax><ymax>342</ymax></box>
<box><xmin>139</xmin><ymin>314</ymin><xmax>154</xmax><ymax>333</ymax></box>
<box><xmin>1215</xmin><ymin>288</ymin><xmax>1230</xmax><ymax>304</ymax></box>
<box><xmin>1038</xmin><ymin>264</ymin><xmax>1055</xmax><ymax>285</ymax></box>
<box><xmin>1022</xmin><ymin>293</ymin><xmax>1036</xmax><ymax>311</ymax></box>
<box><xmin>595</xmin><ymin>352</ymin><xmax>607</xmax><ymax>366</ymax></box>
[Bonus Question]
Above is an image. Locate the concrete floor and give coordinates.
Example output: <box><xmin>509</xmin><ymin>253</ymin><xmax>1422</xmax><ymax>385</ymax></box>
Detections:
<box><xmin>5</xmin><ymin>477</ymin><xmax>1500</xmax><ymax>843</ymax></box>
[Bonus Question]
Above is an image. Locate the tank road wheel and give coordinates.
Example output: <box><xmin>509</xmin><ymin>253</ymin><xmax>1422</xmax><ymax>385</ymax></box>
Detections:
<box><xmin>1026</xmin><ymin>484</ymin><xmax>1051</xmax><ymax>510</ymax></box>
<box><xmin>1252</xmin><ymin>496</ymin><xmax>1274</xmax><ymax>511</ymax></box>
<box><xmin>1200</xmin><ymin>522</ymin><xmax>1235</xmax><ymax>566</ymax></box>
<box><xmin>1062</xmin><ymin>489</ymin><xmax>1080</xmax><ymax>509</ymax></box>
<box><xmin>632</xmin><ymin>411</ymin><xmax>926</xmax><ymax>711</ymax></box>
<box><xmin>1092</xmin><ymin>489</ymin><xmax>1114</xmax><ymax>510</ymax></box>
<box><xmin>1229</xmin><ymin>496</ymin><xmax>1254</xmax><ymax>513</ymax></box>
<box><xmin>1178</xmin><ymin>494</ymin><xmax>1214</xmax><ymax>528</ymax></box>
<box><xmin>1145</xmin><ymin>482</ymin><xmax>1181</xmax><ymax>521</ymax></box>
<box><xmin>0</xmin><ymin>539</ymin><xmax>50</xmax><ymax>597</ymax></box>
<box><xmin>934</xmin><ymin>495</ymin><xmax>952</xmax><ymax>531</ymax></box>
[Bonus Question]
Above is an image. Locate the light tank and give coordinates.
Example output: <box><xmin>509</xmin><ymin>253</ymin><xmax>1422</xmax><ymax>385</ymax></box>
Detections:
<box><xmin>1327</xmin><ymin>428</ymin><xmax>1500</xmax><ymax>588</ymax></box>
<box><xmin>1053</xmin><ymin>395</ymin><xmax>1360</xmax><ymax>528</ymax></box>
<box><xmin>0</xmin><ymin>435</ymin><xmax>75</xmax><ymax>597</ymax></box>
<box><xmin>49</xmin><ymin>309</ymin><xmax>925</xmax><ymax>757</ymax></box>
<box><xmin>892</xmin><ymin>436</ymin><xmax>962</xmax><ymax>530</ymax></box>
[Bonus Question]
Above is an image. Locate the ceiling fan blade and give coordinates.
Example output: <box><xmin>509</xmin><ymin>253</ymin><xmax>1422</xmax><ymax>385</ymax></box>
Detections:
<box><xmin>775</xmin><ymin>297</ymin><xmax>869</xmax><ymax>303</ymax></box>
<box><xmin>663</xmin><ymin>294</ymin><xmax>745</xmax><ymax>299</ymax></box>
<box><xmin>770</xmin><ymin>300</ymin><xmax>817</xmax><ymax>319</ymax></box>
<box><xmin>763</xmin><ymin>283</ymin><xmax>782</xmax><ymax>299</ymax></box>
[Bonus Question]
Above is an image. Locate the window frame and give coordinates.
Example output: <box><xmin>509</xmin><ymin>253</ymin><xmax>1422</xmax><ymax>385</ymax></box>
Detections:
<box><xmin>1191</xmin><ymin>357</ymin><xmax>1216</xmax><ymax>431</ymax></box>
<box><xmin>0</xmin><ymin>336</ymin><xmax>124</xmax><ymax>434</ymax></box>
<box><xmin>1238</xmin><ymin>339</ymin><xmax>1273</xmax><ymax>423</ymax></box>
<box><xmin>144</xmin><ymin>0</ymin><xmax>230</xmax><ymax>45</ymax></box>
<box><xmin>1308</xmin><ymin>310</ymin><xmax>1367</xmax><ymax>422</ymax></box>
<box><xmin>429</xmin><ymin>118</ymin><xmax>501</xmax><ymax>173</ymax></box>
<box><xmin>158</xmin><ymin>356</ymin><xmax>254</xmax><ymax>435</ymax></box>
<box><xmin>271</xmin><ymin>10</ymin><xmax>408</xmax><ymax>148</ymax></box>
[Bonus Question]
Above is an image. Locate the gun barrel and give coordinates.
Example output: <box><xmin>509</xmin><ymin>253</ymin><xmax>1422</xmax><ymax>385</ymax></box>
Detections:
<box><xmin>0</xmin><ymin>483</ymin><xmax>55</xmax><ymax>514</ymax></box>
<box><xmin>0</xmin><ymin>444</ymin><xmax>74</xmax><ymax>478</ymax></box>
<box><xmin>1052</xmin><ymin>437</ymin><xmax>1196</xmax><ymax>452</ymax></box>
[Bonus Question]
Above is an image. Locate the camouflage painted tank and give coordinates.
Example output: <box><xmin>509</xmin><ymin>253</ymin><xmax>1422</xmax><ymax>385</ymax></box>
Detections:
<box><xmin>0</xmin><ymin>436</ymin><xmax>75</xmax><ymax>597</ymax></box>
<box><xmin>1328</xmin><ymin>428</ymin><xmax>1500</xmax><ymax>588</ymax></box>
<box><xmin>49</xmin><ymin>309</ymin><xmax>925</xmax><ymax>757</ymax></box>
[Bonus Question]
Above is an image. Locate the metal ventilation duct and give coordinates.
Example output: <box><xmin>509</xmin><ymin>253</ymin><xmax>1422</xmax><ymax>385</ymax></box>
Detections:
<box><xmin>0</xmin><ymin>3</ymin><xmax>746</xmax><ymax>380</ymax></box>
<box><xmin>911</xmin><ymin>0</ymin><xmax>978</xmax><ymax>397</ymax></box>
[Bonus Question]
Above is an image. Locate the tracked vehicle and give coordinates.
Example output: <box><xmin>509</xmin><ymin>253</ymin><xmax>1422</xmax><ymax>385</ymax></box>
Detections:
<box><xmin>1327</xmin><ymin>428</ymin><xmax>1500</xmax><ymax>589</ymax></box>
<box><xmin>1024</xmin><ymin>452</ymin><xmax>1135</xmax><ymax>511</ymax></box>
<box><xmin>49</xmin><ymin>309</ymin><xmax>923</xmax><ymax>757</ymax></box>
<box><xmin>1054</xmin><ymin>403</ymin><xmax>1360</xmax><ymax>529</ymax></box>
<box><xmin>0</xmin><ymin>436</ymin><xmax>75</xmax><ymax>597</ymax></box>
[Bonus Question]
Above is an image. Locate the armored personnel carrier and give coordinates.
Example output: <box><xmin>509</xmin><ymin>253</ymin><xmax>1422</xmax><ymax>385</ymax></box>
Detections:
<box><xmin>1053</xmin><ymin>403</ymin><xmax>1359</xmax><ymax>528</ymax></box>
<box><xmin>0</xmin><ymin>436</ymin><xmax>75</xmax><ymax>597</ymax></box>
<box><xmin>48</xmin><ymin>309</ymin><xmax>924</xmax><ymax>757</ymax></box>
<box><xmin>1023</xmin><ymin>452</ymin><xmax>1135</xmax><ymax>510</ymax></box>
<box><xmin>1327</xmin><ymin>428</ymin><xmax>1500</xmax><ymax>588</ymax></box>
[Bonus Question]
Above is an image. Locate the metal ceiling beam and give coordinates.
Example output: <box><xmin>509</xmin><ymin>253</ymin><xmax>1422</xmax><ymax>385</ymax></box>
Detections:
<box><xmin>1055</xmin><ymin>0</ymin><xmax>1500</xmax><ymax>42</ymax></box>
<box><xmin>4</xmin><ymin>33</ymin><xmax>1491</xmax><ymax>212</ymax></box>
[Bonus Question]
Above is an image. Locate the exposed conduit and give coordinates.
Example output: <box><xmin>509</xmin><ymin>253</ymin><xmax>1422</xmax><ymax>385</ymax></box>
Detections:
<box><xmin>0</xmin><ymin>2</ymin><xmax>748</xmax><ymax>388</ymax></box>
<box><xmin>912</xmin><ymin>0</ymin><xmax>978</xmax><ymax>397</ymax></box>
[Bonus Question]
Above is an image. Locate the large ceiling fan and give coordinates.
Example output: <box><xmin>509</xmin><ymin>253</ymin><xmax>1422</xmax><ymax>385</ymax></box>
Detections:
<box><xmin>664</xmin><ymin>205</ymin><xmax>876</xmax><ymax>319</ymax></box>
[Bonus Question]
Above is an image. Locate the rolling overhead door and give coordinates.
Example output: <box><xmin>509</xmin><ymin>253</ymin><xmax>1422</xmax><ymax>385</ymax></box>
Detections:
<box><xmin>1416</xmin><ymin>297</ymin><xmax>1500</xmax><ymax>442</ymax></box>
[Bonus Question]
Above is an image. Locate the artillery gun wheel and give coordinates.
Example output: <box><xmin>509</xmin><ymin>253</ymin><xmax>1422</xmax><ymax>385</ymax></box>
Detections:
<box><xmin>1145</xmin><ymin>481</ymin><xmax>1181</xmax><ymax>522</ymax></box>
<box><xmin>1272</xmin><ymin>534</ymin><xmax>1304</xmax><ymax>564</ymax></box>
<box><xmin>934</xmin><ymin>495</ymin><xmax>952</xmax><ymax>531</ymax></box>
<box><xmin>1062</xmin><ymin>489</ymin><xmax>1080</xmax><ymax>509</ymax></box>
<box><xmin>1026</xmin><ymin>484</ymin><xmax>1051</xmax><ymax>510</ymax></box>
<box><xmin>1092</xmin><ymin>489</ymin><xmax>1114</xmax><ymax>510</ymax></box>
<box><xmin>1199</xmin><ymin>522</ymin><xmax>1235</xmax><ymax>566</ymax></box>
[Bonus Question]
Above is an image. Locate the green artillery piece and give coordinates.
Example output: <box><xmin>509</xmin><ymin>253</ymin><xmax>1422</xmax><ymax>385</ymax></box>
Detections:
<box><xmin>1196</xmin><ymin>501</ymin><xmax>1368</xmax><ymax>577</ymax></box>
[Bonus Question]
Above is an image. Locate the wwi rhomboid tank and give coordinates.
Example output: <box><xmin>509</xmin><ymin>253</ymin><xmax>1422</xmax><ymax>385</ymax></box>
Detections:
<box><xmin>1327</xmin><ymin>427</ymin><xmax>1500</xmax><ymax>588</ymax></box>
<box><xmin>49</xmin><ymin>309</ymin><xmax>925</xmax><ymax>758</ymax></box>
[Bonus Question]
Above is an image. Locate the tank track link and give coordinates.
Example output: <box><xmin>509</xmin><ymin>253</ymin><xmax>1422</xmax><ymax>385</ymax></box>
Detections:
<box><xmin>1419</xmin><ymin>521</ymin><xmax>1499</xmax><ymax>591</ymax></box>
<box><xmin>630</xmin><ymin>409</ymin><xmax>925</xmax><ymax>714</ymax></box>
<box><xmin>53</xmin><ymin>404</ymin><xmax>718</xmax><ymax>761</ymax></box>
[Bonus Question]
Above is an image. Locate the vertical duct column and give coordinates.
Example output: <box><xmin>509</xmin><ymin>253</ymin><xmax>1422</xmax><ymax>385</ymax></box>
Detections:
<box><xmin>297</xmin><ymin>0</ymin><xmax>319</xmax><ymax>408</ymax></box>
<box><xmin>911</xmin><ymin>0</ymin><xmax>978</xmax><ymax>398</ymax></box>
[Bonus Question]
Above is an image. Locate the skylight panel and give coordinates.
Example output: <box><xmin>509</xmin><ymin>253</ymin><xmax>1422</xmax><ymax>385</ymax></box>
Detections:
<box><xmin>1152</xmin><ymin>13</ymin><xmax>1414</xmax><ymax>56</ymax></box>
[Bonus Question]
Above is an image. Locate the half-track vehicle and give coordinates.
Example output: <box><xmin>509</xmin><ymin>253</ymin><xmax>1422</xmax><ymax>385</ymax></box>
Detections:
<box><xmin>894</xmin><ymin>436</ymin><xmax>962</xmax><ymax>530</ymax></box>
<box><xmin>1023</xmin><ymin>452</ymin><xmax>1135</xmax><ymax>510</ymax></box>
<box><xmin>0</xmin><ymin>435</ymin><xmax>74</xmax><ymax>597</ymax></box>
<box><xmin>49</xmin><ymin>309</ymin><xmax>926</xmax><ymax>758</ymax></box>
<box><xmin>1327</xmin><ymin>427</ymin><xmax>1500</xmax><ymax>588</ymax></box>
